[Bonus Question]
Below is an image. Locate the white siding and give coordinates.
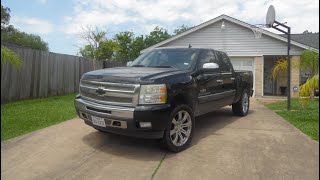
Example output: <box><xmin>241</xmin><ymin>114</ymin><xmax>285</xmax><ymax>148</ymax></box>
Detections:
<box><xmin>160</xmin><ymin>20</ymin><xmax>304</xmax><ymax>56</ymax></box>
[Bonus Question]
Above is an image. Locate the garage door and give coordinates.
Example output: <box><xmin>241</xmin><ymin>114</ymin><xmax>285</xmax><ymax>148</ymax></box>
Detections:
<box><xmin>229</xmin><ymin>57</ymin><xmax>255</xmax><ymax>96</ymax></box>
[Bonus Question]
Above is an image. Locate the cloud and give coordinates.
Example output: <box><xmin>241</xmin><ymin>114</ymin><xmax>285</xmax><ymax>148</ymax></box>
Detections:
<box><xmin>63</xmin><ymin>0</ymin><xmax>318</xmax><ymax>36</ymax></box>
<box><xmin>38</xmin><ymin>0</ymin><xmax>47</xmax><ymax>4</ymax></box>
<box><xmin>11</xmin><ymin>17</ymin><xmax>54</xmax><ymax>34</ymax></box>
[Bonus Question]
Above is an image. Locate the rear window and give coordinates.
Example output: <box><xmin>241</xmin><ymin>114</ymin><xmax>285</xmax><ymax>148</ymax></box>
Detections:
<box><xmin>216</xmin><ymin>52</ymin><xmax>233</xmax><ymax>72</ymax></box>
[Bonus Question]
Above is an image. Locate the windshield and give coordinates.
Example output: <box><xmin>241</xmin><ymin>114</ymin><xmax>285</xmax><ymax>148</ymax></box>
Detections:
<box><xmin>129</xmin><ymin>49</ymin><xmax>200</xmax><ymax>70</ymax></box>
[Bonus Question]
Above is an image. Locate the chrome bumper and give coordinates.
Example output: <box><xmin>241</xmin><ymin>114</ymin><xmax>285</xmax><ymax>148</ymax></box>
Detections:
<box><xmin>74</xmin><ymin>95</ymin><xmax>170</xmax><ymax>139</ymax></box>
<box><xmin>74</xmin><ymin>96</ymin><xmax>166</xmax><ymax>139</ymax></box>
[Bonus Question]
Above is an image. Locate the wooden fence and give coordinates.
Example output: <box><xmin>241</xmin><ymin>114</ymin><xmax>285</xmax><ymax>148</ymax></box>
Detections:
<box><xmin>1</xmin><ymin>44</ymin><xmax>107</xmax><ymax>103</ymax></box>
<box><xmin>104</xmin><ymin>60</ymin><xmax>128</xmax><ymax>68</ymax></box>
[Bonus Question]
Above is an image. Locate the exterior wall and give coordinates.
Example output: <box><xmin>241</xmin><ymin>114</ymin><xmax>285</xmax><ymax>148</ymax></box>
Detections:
<box><xmin>161</xmin><ymin>20</ymin><xmax>304</xmax><ymax>56</ymax></box>
<box><xmin>254</xmin><ymin>56</ymin><xmax>263</xmax><ymax>97</ymax></box>
<box><xmin>291</xmin><ymin>56</ymin><xmax>301</xmax><ymax>97</ymax></box>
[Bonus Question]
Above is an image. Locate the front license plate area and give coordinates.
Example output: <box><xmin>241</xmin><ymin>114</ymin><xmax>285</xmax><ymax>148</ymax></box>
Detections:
<box><xmin>91</xmin><ymin>116</ymin><xmax>106</xmax><ymax>127</ymax></box>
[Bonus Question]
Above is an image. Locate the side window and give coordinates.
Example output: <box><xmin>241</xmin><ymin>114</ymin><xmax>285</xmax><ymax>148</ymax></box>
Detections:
<box><xmin>198</xmin><ymin>50</ymin><xmax>218</xmax><ymax>68</ymax></box>
<box><xmin>216</xmin><ymin>52</ymin><xmax>233</xmax><ymax>72</ymax></box>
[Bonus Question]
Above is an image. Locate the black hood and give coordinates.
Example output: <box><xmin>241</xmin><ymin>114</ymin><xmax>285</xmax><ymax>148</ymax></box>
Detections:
<box><xmin>81</xmin><ymin>67</ymin><xmax>189</xmax><ymax>84</ymax></box>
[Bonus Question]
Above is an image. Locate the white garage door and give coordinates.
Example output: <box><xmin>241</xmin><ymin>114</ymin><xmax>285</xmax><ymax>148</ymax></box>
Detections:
<box><xmin>230</xmin><ymin>57</ymin><xmax>255</xmax><ymax>96</ymax></box>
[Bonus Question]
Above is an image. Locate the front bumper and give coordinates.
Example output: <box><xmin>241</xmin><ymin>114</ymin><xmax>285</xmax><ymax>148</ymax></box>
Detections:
<box><xmin>74</xmin><ymin>95</ymin><xmax>171</xmax><ymax>139</ymax></box>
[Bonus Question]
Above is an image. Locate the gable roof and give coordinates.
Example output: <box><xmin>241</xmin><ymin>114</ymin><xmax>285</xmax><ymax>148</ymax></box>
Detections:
<box><xmin>141</xmin><ymin>15</ymin><xmax>319</xmax><ymax>53</ymax></box>
<box><xmin>281</xmin><ymin>33</ymin><xmax>319</xmax><ymax>49</ymax></box>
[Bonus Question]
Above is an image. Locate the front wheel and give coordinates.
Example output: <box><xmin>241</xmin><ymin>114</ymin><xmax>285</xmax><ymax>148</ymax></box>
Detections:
<box><xmin>163</xmin><ymin>105</ymin><xmax>195</xmax><ymax>152</ymax></box>
<box><xmin>232</xmin><ymin>89</ymin><xmax>250</xmax><ymax>116</ymax></box>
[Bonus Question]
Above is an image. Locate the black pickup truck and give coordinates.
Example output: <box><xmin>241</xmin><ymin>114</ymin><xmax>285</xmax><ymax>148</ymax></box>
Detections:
<box><xmin>75</xmin><ymin>47</ymin><xmax>253</xmax><ymax>152</ymax></box>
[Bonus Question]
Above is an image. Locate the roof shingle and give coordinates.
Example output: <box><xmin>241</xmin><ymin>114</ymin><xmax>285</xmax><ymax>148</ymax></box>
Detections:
<box><xmin>281</xmin><ymin>33</ymin><xmax>319</xmax><ymax>49</ymax></box>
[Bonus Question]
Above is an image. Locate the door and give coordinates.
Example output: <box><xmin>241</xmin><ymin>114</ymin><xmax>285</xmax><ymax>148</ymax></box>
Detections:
<box><xmin>216</xmin><ymin>52</ymin><xmax>237</xmax><ymax>105</ymax></box>
<box><xmin>195</xmin><ymin>50</ymin><xmax>225</xmax><ymax>116</ymax></box>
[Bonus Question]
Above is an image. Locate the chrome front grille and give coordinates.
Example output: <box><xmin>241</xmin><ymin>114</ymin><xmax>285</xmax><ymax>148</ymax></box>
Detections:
<box><xmin>80</xmin><ymin>80</ymin><xmax>140</xmax><ymax>107</ymax></box>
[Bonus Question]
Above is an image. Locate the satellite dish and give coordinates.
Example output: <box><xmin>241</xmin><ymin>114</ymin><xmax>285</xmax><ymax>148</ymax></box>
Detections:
<box><xmin>266</xmin><ymin>5</ymin><xmax>275</xmax><ymax>27</ymax></box>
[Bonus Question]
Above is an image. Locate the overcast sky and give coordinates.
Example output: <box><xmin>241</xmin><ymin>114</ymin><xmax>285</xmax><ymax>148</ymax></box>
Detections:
<box><xmin>3</xmin><ymin>0</ymin><xmax>319</xmax><ymax>55</ymax></box>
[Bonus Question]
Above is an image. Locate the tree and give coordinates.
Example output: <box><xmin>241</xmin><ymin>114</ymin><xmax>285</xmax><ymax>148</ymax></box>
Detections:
<box><xmin>144</xmin><ymin>26</ymin><xmax>171</xmax><ymax>47</ymax></box>
<box><xmin>114</xmin><ymin>31</ymin><xmax>134</xmax><ymax>60</ymax></box>
<box><xmin>298</xmin><ymin>50</ymin><xmax>319</xmax><ymax>99</ymax></box>
<box><xmin>129</xmin><ymin>35</ymin><xmax>145</xmax><ymax>59</ymax></box>
<box><xmin>95</xmin><ymin>40</ymin><xmax>119</xmax><ymax>60</ymax></box>
<box><xmin>78</xmin><ymin>45</ymin><xmax>95</xmax><ymax>60</ymax></box>
<box><xmin>1</xmin><ymin>5</ymin><xmax>49</xmax><ymax>51</ymax></box>
<box><xmin>78</xmin><ymin>26</ymin><xmax>107</xmax><ymax>69</ymax></box>
<box><xmin>173</xmin><ymin>25</ymin><xmax>192</xmax><ymax>35</ymax></box>
<box><xmin>302</xmin><ymin>30</ymin><xmax>312</xmax><ymax>34</ymax></box>
<box><xmin>1</xmin><ymin>46</ymin><xmax>22</xmax><ymax>68</ymax></box>
<box><xmin>1</xmin><ymin>29</ymin><xmax>49</xmax><ymax>51</ymax></box>
<box><xmin>300</xmin><ymin>50</ymin><xmax>319</xmax><ymax>76</ymax></box>
<box><xmin>1</xmin><ymin>5</ymin><xmax>10</xmax><ymax>30</ymax></box>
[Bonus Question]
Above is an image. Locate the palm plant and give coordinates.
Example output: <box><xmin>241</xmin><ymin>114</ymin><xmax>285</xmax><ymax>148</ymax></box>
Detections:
<box><xmin>300</xmin><ymin>50</ymin><xmax>319</xmax><ymax>77</ymax></box>
<box><xmin>298</xmin><ymin>50</ymin><xmax>319</xmax><ymax>99</ymax></box>
<box><xmin>272</xmin><ymin>57</ymin><xmax>288</xmax><ymax>79</ymax></box>
<box><xmin>298</xmin><ymin>73</ymin><xmax>319</xmax><ymax>97</ymax></box>
<box><xmin>1</xmin><ymin>46</ymin><xmax>22</xmax><ymax>68</ymax></box>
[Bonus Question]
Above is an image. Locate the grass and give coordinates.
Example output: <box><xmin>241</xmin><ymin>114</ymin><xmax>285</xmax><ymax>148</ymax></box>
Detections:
<box><xmin>1</xmin><ymin>94</ymin><xmax>77</xmax><ymax>141</ymax></box>
<box><xmin>266</xmin><ymin>98</ymin><xmax>319</xmax><ymax>141</ymax></box>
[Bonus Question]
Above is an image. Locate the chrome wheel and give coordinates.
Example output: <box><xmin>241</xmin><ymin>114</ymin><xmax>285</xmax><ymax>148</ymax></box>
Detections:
<box><xmin>170</xmin><ymin>110</ymin><xmax>192</xmax><ymax>147</ymax></box>
<box><xmin>242</xmin><ymin>93</ymin><xmax>249</xmax><ymax>113</ymax></box>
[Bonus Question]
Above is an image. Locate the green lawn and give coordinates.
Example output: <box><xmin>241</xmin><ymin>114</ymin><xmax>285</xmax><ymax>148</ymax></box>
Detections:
<box><xmin>266</xmin><ymin>98</ymin><xmax>319</xmax><ymax>141</ymax></box>
<box><xmin>1</xmin><ymin>94</ymin><xmax>77</xmax><ymax>141</ymax></box>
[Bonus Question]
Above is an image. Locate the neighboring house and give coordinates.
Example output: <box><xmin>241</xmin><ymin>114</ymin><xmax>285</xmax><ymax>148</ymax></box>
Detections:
<box><xmin>141</xmin><ymin>15</ymin><xmax>319</xmax><ymax>97</ymax></box>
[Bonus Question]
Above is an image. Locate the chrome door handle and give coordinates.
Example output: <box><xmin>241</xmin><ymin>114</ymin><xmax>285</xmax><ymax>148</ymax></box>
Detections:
<box><xmin>216</xmin><ymin>79</ymin><xmax>224</xmax><ymax>83</ymax></box>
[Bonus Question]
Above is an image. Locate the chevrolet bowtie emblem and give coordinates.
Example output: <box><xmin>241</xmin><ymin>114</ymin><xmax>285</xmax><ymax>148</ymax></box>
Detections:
<box><xmin>96</xmin><ymin>87</ymin><xmax>106</xmax><ymax>96</ymax></box>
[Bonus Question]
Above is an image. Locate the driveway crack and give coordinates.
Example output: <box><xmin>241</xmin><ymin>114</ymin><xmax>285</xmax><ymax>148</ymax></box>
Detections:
<box><xmin>150</xmin><ymin>152</ymin><xmax>167</xmax><ymax>180</ymax></box>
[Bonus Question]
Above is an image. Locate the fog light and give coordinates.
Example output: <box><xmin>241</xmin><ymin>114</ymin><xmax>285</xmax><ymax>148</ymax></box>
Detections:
<box><xmin>80</xmin><ymin>112</ymin><xmax>88</xmax><ymax>119</ymax></box>
<box><xmin>139</xmin><ymin>122</ymin><xmax>152</xmax><ymax>128</ymax></box>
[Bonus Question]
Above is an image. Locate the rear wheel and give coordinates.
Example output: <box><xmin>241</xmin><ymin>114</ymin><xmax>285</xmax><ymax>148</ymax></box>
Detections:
<box><xmin>163</xmin><ymin>105</ymin><xmax>194</xmax><ymax>152</ymax></box>
<box><xmin>232</xmin><ymin>89</ymin><xmax>250</xmax><ymax>116</ymax></box>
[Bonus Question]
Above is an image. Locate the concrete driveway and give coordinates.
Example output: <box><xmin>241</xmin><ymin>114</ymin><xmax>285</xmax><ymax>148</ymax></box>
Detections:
<box><xmin>1</xmin><ymin>99</ymin><xmax>319</xmax><ymax>180</ymax></box>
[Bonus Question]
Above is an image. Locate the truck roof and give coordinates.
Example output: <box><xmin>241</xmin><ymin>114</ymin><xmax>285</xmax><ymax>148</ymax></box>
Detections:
<box><xmin>153</xmin><ymin>47</ymin><xmax>227</xmax><ymax>54</ymax></box>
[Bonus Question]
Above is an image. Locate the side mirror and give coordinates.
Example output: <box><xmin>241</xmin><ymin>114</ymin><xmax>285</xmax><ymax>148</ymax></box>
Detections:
<box><xmin>126</xmin><ymin>61</ymin><xmax>133</xmax><ymax>66</ymax></box>
<box><xmin>202</xmin><ymin>63</ymin><xmax>219</xmax><ymax>72</ymax></box>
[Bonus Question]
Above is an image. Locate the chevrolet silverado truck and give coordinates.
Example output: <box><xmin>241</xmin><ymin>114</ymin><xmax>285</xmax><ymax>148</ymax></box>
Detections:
<box><xmin>75</xmin><ymin>47</ymin><xmax>253</xmax><ymax>152</ymax></box>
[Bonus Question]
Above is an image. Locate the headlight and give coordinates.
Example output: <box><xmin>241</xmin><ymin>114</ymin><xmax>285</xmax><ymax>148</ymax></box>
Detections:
<box><xmin>139</xmin><ymin>84</ymin><xmax>167</xmax><ymax>104</ymax></box>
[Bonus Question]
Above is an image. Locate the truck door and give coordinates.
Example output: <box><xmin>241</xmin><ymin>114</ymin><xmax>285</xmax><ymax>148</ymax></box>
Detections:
<box><xmin>215</xmin><ymin>51</ymin><xmax>237</xmax><ymax>105</ymax></box>
<box><xmin>195</xmin><ymin>50</ymin><xmax>225</xmax><ymax>116</ymax></box>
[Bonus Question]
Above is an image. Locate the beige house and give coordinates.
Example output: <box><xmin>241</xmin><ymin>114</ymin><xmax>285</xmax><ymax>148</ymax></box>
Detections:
<box><xmin>141</xmin><ymin>15</ymin><xmax>319</xmax><ymax>97</ymax></box>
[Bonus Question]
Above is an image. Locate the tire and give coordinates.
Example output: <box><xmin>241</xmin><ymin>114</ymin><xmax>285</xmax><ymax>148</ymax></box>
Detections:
<box><xmin>162</xmin><ymin>104</ymin><xmax>195</xmax><ymax>152</ymax></box>
<box><xmin>232</xmin><ymin>89</ymin><xmax>250</xmax><ymax>116</ymax></box>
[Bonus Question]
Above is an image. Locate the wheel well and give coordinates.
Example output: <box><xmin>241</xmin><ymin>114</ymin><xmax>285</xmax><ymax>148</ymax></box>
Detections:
<box><xmin>172</xmin><ymin>94</ymin><xmax>194</xmax><ymax>110</ymax></box>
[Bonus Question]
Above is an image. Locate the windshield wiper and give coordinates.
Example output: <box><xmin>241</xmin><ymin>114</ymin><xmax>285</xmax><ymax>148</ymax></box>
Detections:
<box><xmin>151</xmin><ymin>65</ymin><xmax>175</xmax><ymax>68</ymax></box>
<box><xmin>131</xmin><ymin>65</ymin><xmax>145</xmax><ymax>67</ymax></box>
